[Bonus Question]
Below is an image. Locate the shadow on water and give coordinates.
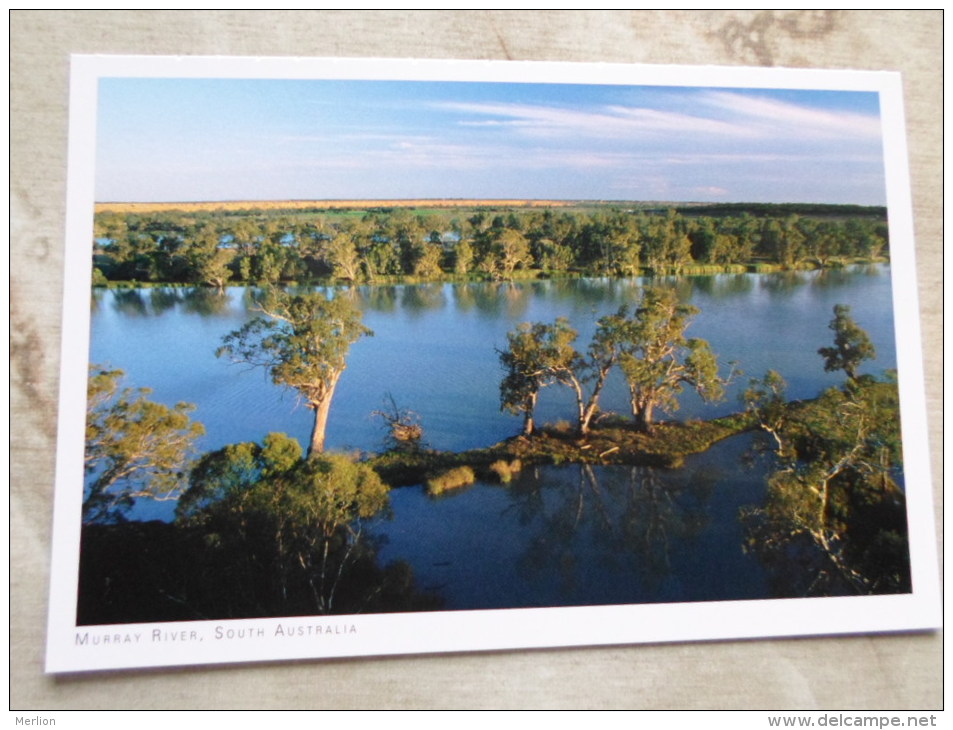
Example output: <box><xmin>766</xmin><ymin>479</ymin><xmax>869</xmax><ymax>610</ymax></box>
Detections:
<box><xmin>400</xmin><ymin>283</ymin><xmax>446</xmax><ymax>315</ymax></box>
<box><xmin>360</xmin><ymin>284</ymin><xmax>399</xmax><ymax>313</ymax></box>
<box><xmin>688</xmin><ymin>273</ymin><xmax>755</xmax><ymax>299</ymax></box>
<box><xmin>110</xmin><ymin>288</ymin><xmax>149</xmax><ymax>317</ymax></box>
<box><xmin>77</xmin><ymin>517</ymin><xmax>443</xmax><ymax>625</ymax></box>
<box><xmin>180</xmin><ymin>287</ymin><xmax>231</xmax><ymax>316</ymax></box>
<box><xmin>149</xmin><ymin>287</ymin><xmax>183</xmax><ymax>315</ymax></box>
<box><xmin>508</xmin><ymin>462</ymin><xmax>716</xmax><ymax>600</ymax></box>
<box><xmin>374</xmin><ymin>434</ymin><xmax>772</xmax><ymax>610</ymax></box>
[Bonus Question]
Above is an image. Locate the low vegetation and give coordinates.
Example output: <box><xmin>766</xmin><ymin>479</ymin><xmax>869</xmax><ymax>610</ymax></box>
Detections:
<box><xmin>487</xmin><ymin>458</ymin><xmax>522</xmax><ymax>483</ymax></box>
<box><xmin>426</xmin><ymin>466</ymin><xmax>477</xmax><ymax>496</ymax></box>
<box><xmin>368</xmin><ymin>412</ymin><xmax>753</xmax><ymax>490</ymax></box>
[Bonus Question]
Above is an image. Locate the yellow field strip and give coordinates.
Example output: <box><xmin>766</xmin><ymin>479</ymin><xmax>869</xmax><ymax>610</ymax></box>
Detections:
<box><xmin>95</xmin><ymin>199</ymin><xmax>578</xmax><ymax>214</ymax></box>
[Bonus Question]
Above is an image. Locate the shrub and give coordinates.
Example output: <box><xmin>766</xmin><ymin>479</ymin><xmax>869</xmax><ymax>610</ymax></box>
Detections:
<box><xmin>488</xmin><ymin>458</ymin><xmax>522</xmax><ymax>484</ymax></box>
<box><xmin>91</xmin><ymin>268</ymin><xmax>109</xmax><ymax>287</ymax></box>
<box><xmin>426</xmin><ymin>466</ymin><xmax>476</xmax><ymax>496</ymax></box>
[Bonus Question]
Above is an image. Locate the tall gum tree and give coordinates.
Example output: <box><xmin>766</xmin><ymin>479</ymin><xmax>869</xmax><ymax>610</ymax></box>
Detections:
<box><xmin>617</xmin><ymin>287</ymin><xmax>728</xmax><ymax>432</ymax></box>
<box><xmin>818</xmin><ymin>304</ymin><xmax>876</xmax><ymax>382</ymax></box>
<box><xmin>521</xmin><ymin>310</ymin><xmax>627</xmax><ymax>438</ymax></box>
<box><xmin>569</xmin><ymin>309</ymin><xmax>628</xmax><ymax>437</ymax></box>
<box><xmin>498</xmin><ymin>318</ymin><xmax>579</xmax><ymax>437</ymax></box>
<box><xmin>217</xmin><ymin>289</ymin><xmax>372</xmax><ymax>459</ymax></box>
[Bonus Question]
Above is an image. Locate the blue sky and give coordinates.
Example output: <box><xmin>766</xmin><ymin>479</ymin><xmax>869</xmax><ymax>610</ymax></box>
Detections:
<box><xmin>95</xmin><ymin>77</ymin><xmax>886</xmax><ymax>205</ymax></box>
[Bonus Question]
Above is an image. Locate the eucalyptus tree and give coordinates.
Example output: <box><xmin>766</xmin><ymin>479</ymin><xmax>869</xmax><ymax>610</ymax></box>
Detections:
<box><xmin>217</xmin><ymin>289</ymin><xmax>372</xmax><ymax>458</ymax></box>
<box><xmin>492</xmin><ymin>228</ymin><xmax>532</xmax><ymax>279</ymax></box>
<box><xmin>741</xmin><ymin>372</ymin><xmax>907</xmax><ymax>595</ymax></box>
<box><xmin>499</xmin><ymin>318</ymin><xmax>579</xmax><ymax>436</ymax></box>
<box><xmin>453</xmin><ymin>239</ymin><xmax>475</xmax><ymax>276</ymax></box>
<box><xmin>570</xmin><ymin>309</ymin><xmax>630</xmax><ymax>436</ymax></box>
<box><xmin>616</xmin><ymin>287</ymin><xmax>728</xmax><ymax>432</ymax></box>
<box><xmin>818</xmin><ymin>304</ymin><xmax>876</xmax><ymax>382</ymax></box>
<box><xmin>412</xmin><ymin>242</ymin><xmax>445</xmax><ymax>278</ymax></box>
<box><xmin>186</xmin><ymin>223</ymin><xmax>232</xmax><ymax>291</ymax></box>
<box><xmin>640</xmin><ymin>210</ymin><xmax>692</xmax><ymax>273</ymax></box>
<box><xmin>178</xmin><ymin>434</ymin><xmax>390</xmax><ymax>614</ymax></box>
<box><xmin>84</xmin><ymin>366</ymin><xmax>205</xmax><ymax>523</ymax></box>
<box><xmin>761</xmin><ymin>215</ymin><xmax>806</xmax><ymax>268</ymax></box>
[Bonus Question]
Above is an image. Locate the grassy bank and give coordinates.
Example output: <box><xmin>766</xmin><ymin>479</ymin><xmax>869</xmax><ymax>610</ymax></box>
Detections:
<box><xmin>369</xmin><ymin>412</ymin><xmax>754</xmax><ymax>488</ymax></box>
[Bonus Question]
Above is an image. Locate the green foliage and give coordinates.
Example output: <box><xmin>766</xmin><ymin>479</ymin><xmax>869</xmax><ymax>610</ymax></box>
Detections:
<box><xmin>217</xmin><ymin>289</ymin><xmax>372</xmax><ymax>456</ymax></box>
<box><xmin>78</xmin><ymin>468</ymin><xmax>437</xmax><ymax>623</ymax></box>
<box><xmin>616</xmin><ymin>287</ymin><xmax>728</xmax><ymax>432</ymax></box>
<box><xmin>743</xmin><ymin>372</ymin><xmax>909</xmax><ymax>595</ymax></box>
<box><xmin>91</xmin><ymin>268</ymin><xmax>109</xmax><ymax>287</ymax></box>
<box><xmin>498</xmin><ymin>318</ymin><xmax>579</xmax><ymax>436</ymax></box>
<box><xmin>179</xmin><ymin>441</ymin><xmax>388</xmax><ymax>533</ymax></box>
<box><xmin>84</xmin><ymin>366</ymin><xmax>205</xmax><ymax>523</ymax></box>
<box><xmin>498</xmin><ymin>307</ymin><xmax>631</xmax><ymax>438</ymax></box>
<box><xmin>176</xmin><ymin>432</ymin><xmax>302</xmax><ymax>521</ymax></box>
<box><xmin>742</xmin><ymin>309</ymin><xmax>904</xmax><ymax>595</ymax></box>
<box><xmin>490</xmin><ymin>228</ymin><xmax>532</xmax><ymax>279</ymax></box>
<box><xmin>742</xmin><ymin>370</ymin><xmax>790</xmax><ymax>456</ymax></box>
<box><xmin>91</xmin><ymin>204</ymin><xmax>890</xmax><ymax>286</ymax></box>
<box><xmin>453</xmin><ymin>239</ymin><xmax>474</xmax><ymax>275</ymax></box>
<box><xmin>290</xmin><ymin>453</ymin><xmax>391</xmax><ymax>534</ymax></box>
<box><xmin>572</xmin><ymin>307</ymin><xmax>631</xmax><ymax>435</ymax></box>
<box><xmin>818</xmin><ymin>303</ymin><xmax>876</xmax><ymax>381</ymax></box>
<box><xmin>325</xmin><ymin>232</ymin><xmax>364</xmax><ymax>282</ymax></box>
<box><xmin>177</xmin><ymin>442</ymin><xmax>391</xmax><ymax>613</ymax></box>
<box><xmin>499</xmin><ymin>287</ymin><xmax>728</xmax><ymax>438</ymax></box>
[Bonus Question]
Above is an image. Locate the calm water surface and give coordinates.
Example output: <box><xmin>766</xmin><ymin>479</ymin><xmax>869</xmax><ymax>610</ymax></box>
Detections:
<box><xmin>88</xmin><ymin>266</ymin><xmax>899</xmax><ymax>607</ymax></box>
<box><xmin>90</xmin><ymin>266</ymin><xmax>897</xmax><ymax>457</ymax></box>
<box><xmin>373</xmin><ymin>433</ymin><xmax>770</xmax><ymax>609</ymax></box>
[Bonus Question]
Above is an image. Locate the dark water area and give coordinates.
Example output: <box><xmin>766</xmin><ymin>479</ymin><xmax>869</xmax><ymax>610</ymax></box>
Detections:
<box><xmin>372</xmin><ymin>433</ymin><xmax>772</xmax><ymax>609</ymax></box>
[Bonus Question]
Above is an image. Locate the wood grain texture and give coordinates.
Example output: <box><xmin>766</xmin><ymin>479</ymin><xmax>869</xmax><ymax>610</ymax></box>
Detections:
<box><xmin>11</xmin><ymin>10</ymin><xmax>941</xmax><ymax>710</ymax></box>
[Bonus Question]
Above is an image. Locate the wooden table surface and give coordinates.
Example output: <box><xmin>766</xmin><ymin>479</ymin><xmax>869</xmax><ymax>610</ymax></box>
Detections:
<box><xmin>11</xmin><ymin>10</ymin><xmax>942</xmax><ymax>710</ymax></box>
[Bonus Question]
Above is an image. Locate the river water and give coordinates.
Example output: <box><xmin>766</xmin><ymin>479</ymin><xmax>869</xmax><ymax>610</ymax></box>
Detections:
<box><xmin>87</xmin><ymin>265</ymin><xmax>901</xmax><ymax>607</ymax></box>
<box><xmin>90</xmin><ymin>266</ymin><xmax>897</xmax><ymax>457</ymax></box>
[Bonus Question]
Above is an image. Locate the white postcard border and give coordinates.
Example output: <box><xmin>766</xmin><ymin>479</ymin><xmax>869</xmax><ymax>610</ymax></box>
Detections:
<box><xmin>46</xmin><ymin>54</ymin><xmax>941</xmax><ymax>674</ymax></box>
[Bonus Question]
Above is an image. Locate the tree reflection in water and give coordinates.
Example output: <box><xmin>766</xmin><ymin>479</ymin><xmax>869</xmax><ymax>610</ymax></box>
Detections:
<box><xmin>505</xmin><ymin>462</ymin><xmax>716</xmax><ymax>602</ymax></box>
<box><xmin>111</xmin><ymin>288</ymin><xmax>149</xmax><ymax>316</ymax></box>
<box><xmin>180</xmin><ymin>287</ymin><xmax>230</xmax><ymax>316</ymax></box>
<box><xmin>400</xmin><ymin>282</ymin><xmax>446</xmax><ymax>315</ymax></box>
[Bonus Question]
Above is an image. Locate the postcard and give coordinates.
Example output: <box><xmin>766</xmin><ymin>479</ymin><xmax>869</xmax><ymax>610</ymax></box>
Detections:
<box><xmin>46</xmin><ymin>54</ymin><xmax>940</xmax><ymax>673</ymax></box>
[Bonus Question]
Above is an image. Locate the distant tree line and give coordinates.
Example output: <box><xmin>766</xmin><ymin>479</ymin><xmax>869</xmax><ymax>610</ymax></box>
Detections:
<box><xmin>670</xmin><ymin>202</ymin><xmax>887</xmax><ymax>219</ymax></box>
<box><xmin>91</xmin><ymin>204</ymin><xmax>889</xmax><ymax>287</ymax></box>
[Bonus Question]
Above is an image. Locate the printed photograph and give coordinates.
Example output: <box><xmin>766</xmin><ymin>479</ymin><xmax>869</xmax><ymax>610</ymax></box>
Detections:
<box><xmin>47</xmin><ymin>56</ymin><xmax>938</xmax><ymax>671</ymax></box>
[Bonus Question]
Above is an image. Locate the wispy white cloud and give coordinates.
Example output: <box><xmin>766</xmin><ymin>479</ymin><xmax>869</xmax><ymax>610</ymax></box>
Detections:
<box><xmin>299</xmin><ymin>132</ymin><xmax>640</xmax><ymax>173</ymax></box>
<box><xmin>436</xmin><ymin>100</ymin><xmax>751</xmax><ymax>140</ymax></box>
<box><xmin>435</xmin><ymin>93</ymin><xmax>880</xmax><ymax>146</ymax></box>
<box><xmin>654</xmin><ymin>151</ymin><xmax>883</xmax><ymax>166</ymax></box>
<box><xmin>701</xmin><ymin>91</ymin><xmax>882</xmax><ymax>139</ymax></box>
<box><xmin>602</xmin><ymin>105</ymin><xmax>748</xmax><ymax>137</ymax></box>
<box><xmin>96</xmin><ymin>78</ymin><xmax>888</xmax><ymax>204</ymax></box>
